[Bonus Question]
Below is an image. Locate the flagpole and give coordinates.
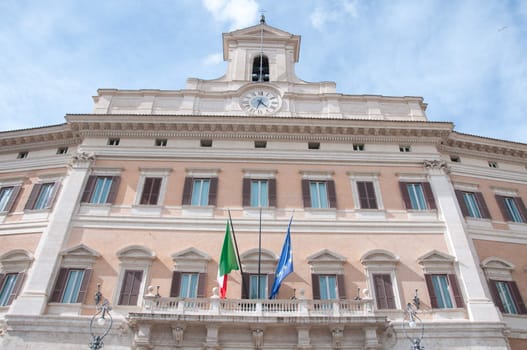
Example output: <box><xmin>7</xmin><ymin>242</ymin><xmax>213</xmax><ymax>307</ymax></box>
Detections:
<box><xmin>228</xmin><ymin>209</ymin><xmax>248</xmax><ymax>298</ymax></box>
<box><xmin>257</xmin><ymin>207</ymin><xmax>262</xmax><ymax>299</ymax></box>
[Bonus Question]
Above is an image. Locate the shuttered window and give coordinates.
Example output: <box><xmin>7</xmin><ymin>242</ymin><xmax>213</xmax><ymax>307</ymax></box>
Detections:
<box><xmin>182</xmin><ymin>177</ymin><xmax>218</xmax><ymax>206</ymax></box>
<box><xmin>169</xmin><ymin>272</ymin><xmax>207</xmax><ymax>298</ymax></box>
<box><xmin>357</xmin><ymin>181</ymin><xmax>378</xmax><ymax>209</ymax></box>
<box><xmin>488</xmin><ymin>280</ymin><xmax>527</xmax><ymax>314</ymax></box>
<box><xmin>302</xmin><ymin>180</ymin><xmax>337</xmax><ymax>209</ymax></box>
<box><xmin>425</xmin><ymin>274</ymin><xmax>464</xmax><ymax>309</ymax></box>
<box><xmin>0</xmin><ymin>272</ymin><xmax>25</xmax><ymax>306</ymax></box>
<box><xmin>454</xmin><ymin>190</ymin><xmax>491</xmax><ymax>219</ymax></box>
<box><xmin>495</xmin><ymin>195</ymin><xmax>527</xmax><ymax>223</ymax></box>
<box><xmin>0</xmin><ymin>185</ymin><xmax>21</xmax><ymax>212</ymax></box>
<box><xmin>49</xmin><ymin>268</ymin><xmax>92</xmax><ymax>304</ymax></box>
<box><xmin>81</xmin><ymin>176</ymin><xmax>120</xmax><ymax>204</ymax></box>
<box><xmin>25</xmin><ymin>182</ymin><xmax>60</xmax><ymax>210</ymax></box>
<box><xmin>242</xmin><ymin>273</ymin><xmax>275</xmax><ymax>299</ymax></box>
<box><xmin>311</xmin><ymin>274</ymin><xmax>345</xmax><ymax>300</ymax></box>
<box><xmin>118</xmin><ymin>270</ymin><xmax>143</xmax><ymax>305</ymax></box>
<box><xmin>372</xmin><ymin>274</ymin><xmax>396</xmax><ymax>309</ymax></box>
<box><xmin>400</xmin><ymin>182</ymin><xmax>436</xmax><ymax>210</ymax></box>
<box><xmin>140</xmin><ymin>177</ymin><xmax>162</xmax><ymax>205</ymax></box>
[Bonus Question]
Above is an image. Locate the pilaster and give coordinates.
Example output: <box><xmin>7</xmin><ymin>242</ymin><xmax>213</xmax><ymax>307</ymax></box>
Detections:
<box><xmin>424</xmin><ymin>160</ymin><xmax>501</xmax><ymax>322</ymax></box>
<box><xmin>8</xmin><ymin>152</ymin><xmax>95</xmax><ymax>315</ymax></box>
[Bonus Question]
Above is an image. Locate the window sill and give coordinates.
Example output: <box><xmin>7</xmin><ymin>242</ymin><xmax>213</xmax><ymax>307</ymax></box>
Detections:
<box><xmin>304</xmin><ymin>208</ymin><xmax>337</xmax><ymax>219</ymax></box>
<box><xmin>131</xmin><ymin>204</ymin><xmax>163</xmax><ymax>217</ymax></box>
<box><xmin>407</xmin><ymin>209</ymin><xmax>437</xmax><ymax>220</ymax></box>
<box><xmin>47</xmin><ymin>302</ymin><xmax>83</xmax><ymax>316</ymax></box>
<box><xmin>182</xmin><ymin>206</ymin><xmax>214</xmax><ymax>217</ymax></box>
<box><xmin>243</xmin><ymin>207</ymin><xmax>275</xmax><ymax>218</ymax></box>
<box><xmin>354</xmin><ymin>209</ymin><xmax>386</xmax><ymax>220</ymax></box>
<box><xmin>78</xmin><ymin>203</ymin><xmax>112</xmax><ymax>216</ymax></box>
<box><xmin>22</xmin><ymin>210</ymin><xmax>50</xmax><ymax>221</ymax></box>
<box><xmin>428</xmin><ymin>307</ymin><xmax>467</xmax><ymax>320</ymax></box>
<box><xmin>465</xmin><ymin>217</ymin><xmax>493</xmax><ymax>229</ymax></box>
<box><xmin>507</xmin><ymin>222</ymin><xmax>527</xmax><ymax>232</ymax></box>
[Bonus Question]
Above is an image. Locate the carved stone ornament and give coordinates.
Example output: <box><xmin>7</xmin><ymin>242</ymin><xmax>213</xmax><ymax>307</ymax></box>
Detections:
<box><xmin>423</xmin><ymin>160</ymin><xmax>449</xmax><ymax>173</ymax></box>
<box><xmin>70</xmin><ymin>151</ymin><xmax>95</xmax><ymax>165</ymax></box>
<box><xmin>252</xmin><ymin>328</ymin><xmax>264</xmax><ymax>349</ymax></box>
<box><xmin>331</xmin><ymin>326</ymin><xmax>344</xmax><ymax>349</ymax></box>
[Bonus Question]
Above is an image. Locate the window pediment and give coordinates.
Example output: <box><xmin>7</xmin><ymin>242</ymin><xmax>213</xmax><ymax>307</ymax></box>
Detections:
<box><xmin>117</xmin><ymin>245</ymin><xmax>156</xmax><ymax>265</ymax></box>
<box><xmin>0</xmin><ymin>249</ymin><xmax>34</xmax><ymax>272</ymax></box>
<box><xmin>361</xmin><ymin>249</ymin><xmax>399</xmax><ymax>266</ymax></box>
<box><xmin>481</xmin><ymin>257</ymin><xmax>515</xmax><ymax>281</ymax></box>
<box><xmin>241</xmin><ymin>248</ymin><xmax>277</xmax><ymax>274</ymax></box>
<box><xmin>60</xmin><ymin>244</ymin><xmax>100</xmax><ymax>267</ymax></box>
<box><xmin>417</xmin><ymin>250</ymin><xmax>455</xmax><ymax>274</ymax></box>
<box><xmin>308</xmin><ymin>249</ymin><xmax>346</xmax><ymax>274</ymax></box>
<box><xmin>171</xmin><ymin>247</ymin><xmax>211</xmax><ymax>273</ymax></box>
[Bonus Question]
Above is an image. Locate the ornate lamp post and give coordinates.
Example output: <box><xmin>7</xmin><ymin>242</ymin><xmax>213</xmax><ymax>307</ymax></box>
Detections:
<box><xmin>89</xmin><ymin>284</ymin><xmax>113</xmax><ymax>350</ymax></box>
<box><xmin>402</xmin><ymin>289</ymin><xmax>424</xmax><ymax>350</ymax></box>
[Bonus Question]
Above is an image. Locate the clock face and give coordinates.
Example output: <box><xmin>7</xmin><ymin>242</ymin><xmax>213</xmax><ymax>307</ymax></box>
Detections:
<box><xmin>241</xmin><ymin>89</ymin><xmax>281</xmax><ymax>115</ymax></box>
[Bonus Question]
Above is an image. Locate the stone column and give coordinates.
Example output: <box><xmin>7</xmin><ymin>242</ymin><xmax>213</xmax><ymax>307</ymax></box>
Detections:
<box><xmin>424</xmin><ymin>160</ymin><xmax>501</xmax><ymax>322</ymax></box>
<box><xmin>9</xmin><ymin>152</ymin><xmax>94</xmax><ymax>315</ymax></box>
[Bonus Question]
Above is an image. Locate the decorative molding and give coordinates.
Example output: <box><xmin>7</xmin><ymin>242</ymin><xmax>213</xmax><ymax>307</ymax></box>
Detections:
<box><xmin>171</xmin><ymin>247</ymin><xmax>211</xmax><ymax>273</ymax></box>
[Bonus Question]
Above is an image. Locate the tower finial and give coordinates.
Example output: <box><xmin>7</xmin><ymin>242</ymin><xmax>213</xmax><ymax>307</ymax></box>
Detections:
<box><xmin>259</xmin><ymin>11</ymin><xmax>266</xmax><ymax>24</ymax></box>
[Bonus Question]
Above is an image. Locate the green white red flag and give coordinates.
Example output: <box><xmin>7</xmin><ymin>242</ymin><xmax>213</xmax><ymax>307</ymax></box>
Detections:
<box><xmin>217</xmin><ymin>221</ymin><xmax>239</xmax><ymax>298</ymax></box>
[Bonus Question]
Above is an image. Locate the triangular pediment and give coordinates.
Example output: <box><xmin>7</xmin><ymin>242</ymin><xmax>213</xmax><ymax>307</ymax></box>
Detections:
<box><xmin>360</xmin><ymin>249</ymin><xmax>399</xmax><ymax>265</ymax></box>
<box><xmin>417</xmin><ymin>250</ymin><xmax>455</xmax><ymax>265</ymax></box>
<box><xmin>226</xmin><ymin>23</ymin><xmax>296</xmax><ymax>39</ymax></box>
<box><xmin>171</xmin><ymin>247</ymin><xmax>211</xmax><ymax>262</ymax></box>
<box><xmin>307</xmin><ymin>249</ymin><xmax>346</xmax><ymax>263</ymax></box>
<box><xmin>61</xmin><ymin>244</ymin><xmax>100</xmax><ymax>258</ymax></box>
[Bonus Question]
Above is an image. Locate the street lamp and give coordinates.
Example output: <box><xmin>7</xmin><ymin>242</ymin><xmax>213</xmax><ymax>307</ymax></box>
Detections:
<box><xmin>403</xmin><ymin>289</ymin><xmax>424</xmax><ymax>350</ymax></box>
<box><xmin>89</xmin><ymin>284</ymin><xmax>113</xmax><ymax>350</ymax></box>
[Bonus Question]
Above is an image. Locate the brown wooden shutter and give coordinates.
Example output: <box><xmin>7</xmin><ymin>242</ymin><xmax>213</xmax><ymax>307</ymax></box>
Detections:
<box><xmin>140</xmin><ymin>177</ymin><xmax>154</xmax><ymax>204</ymax></box>
<box><xmin>488</xmin><ymin>280</ymin><xmax>505</xmax><ymax>312</ymax></box>
<box><xmin>475</xmin><ymin>192</ymin><xmax>491</xmax><ymax>219</ymax></box>
<box><xmin>242</xmin><ymin>178</ymin><xmax>251</xmax><ymax>207</ymax></box>
<box><xmin>455</xmin><ymin>190</ymin><xmax>470</xmax><ymax>217</ymax></box>
<box><xmin>301</xmin><ymin>180</ymin><xmax>311</xmax><ymax>208</ymax></box>
<box><xmin>119</xmin><ymin>270</ymin><xmax>143</xmax><ymax>305</ymax></box>
<box><xmin>209</xmin><ymin>178</ymin><xmax>218</xmax><ymax>206</ymax></box>
<box><xmin>373</xmin><ymin>274</ymin><xmax>395</xmax><ymax>309</ymax></box>
<box><xmin>197</xmin><ymin>273</ymin><xmax>207</xmax><ymax>298</ymax></box>
<box><xmin>336</xmin><ymin>274</ymin><xmax>346</xmax><ymax>299</ymax></box>
<box><xmin>424</xmin><ymin>274</ymin><xmax>438</xmax><ymax>308</ymax></box>
<box><xmin>76</xmin><ymin>269</ymin><xmax>92</xmax><ymax>303</ymax></box>
<box><xmin>106</xmin><ymin>176</ymin><xmax>120</xmax><ymax>204</ymax></box>
<box><xmin>357</xmin><ymin>181</ymin><xmax>377</xmax><ymax>209</ymax></box>
<box><xmin>268</xmin><ymin>179</ymin><xmax>277</xmax><ymax>207</ymax></box>
<box><xmin>495</xmin><ymin>195</ymin><xmax>511</xmax><ymax>221</ymax></box>
<box><xmin>0</xmin><ymin>274</ymin><xmax>5</xmax><ymax>292</ymax></box>
<box><xmin>170</xmin><ymin>271</ymin><xmax>181</xmax><ymax>297</ymax></box>
<box><xmin>311</xmin><ymin>274</ymin><xmax>320</xmax><ymax>300</ymax></box>
<box><xmin>182</xmin><ymin>177</ymin><xmax>193</xmax><ymax>205</ymax></box>
<box><xmin>24</xmin><ymin>183</ymin><xmax>41</xmax><ymax>210</ymax></box>
<box><xmin>81</xmin><ymin>176</ymin><xmax>97</xmax><ymax>203</ymax></box>
<box><xmin>50</xmin><ymin>268</ymin><xmax>69</xmax><ymax>302</ymax></box>
<box><xmin>3</xmin><ymin>185</ymin><xmax>21</xmax><ymax>212</ymax></box>
<box><xmin>508</xmin><ymin>281</ymin><xmax>527</xmax><ymax>314</ymax></box>
<box><xmin>422</xmin><ymin>182</ymin><xmax>436</xmax><ymax>210</ymax></box>
<box><xmin>447</xmin><ymin>274</ymin><xmax>464</xmax><ymax>308</ymax></box>
<box><xmin>241</xmin><ymin>274</ymin><xmax>250</xmax><ymax>299</ymax></box>
<box><xmin>516</xmin><ymin>197</ymin><xmax>527</xmax><ymax>223</ymax></box>
<box><xmin>6</xmin><ymin>273</ymin><xmax>25</xmax><ymax>306</ymax></box>
<box><xmin>399</xmin><ymin>182</ymin><xmax>411</xmax><ymax>209</ymax></box>
<box><xmin>327</xmin><ymin>180</ymin><xmax>337</xmax><ymax>209</ymax></box>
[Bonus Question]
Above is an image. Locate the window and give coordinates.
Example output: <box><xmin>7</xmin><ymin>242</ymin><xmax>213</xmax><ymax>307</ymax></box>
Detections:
<box><xmin>81</xmin><ymin>176</ymin><xmax>120</xmax><ymax>204</ymax></box>
<box><xmin>242</xmin><ymin>178</ymin><xmax>276</xmax><ymax>208</ymax></box>
<box><xmin>356</xmin><ymin>181</ymin><xmax>378</xmax><ymax>209</ymax></box>
<box><xmin>108</xmin><ymin>138</ymin><xmax>120</xmax><ymax>146</ymax></box>
<box><xmin>455</xmin><ymin>190</ymin><xmax>491</xmax><ymax>219</ymax></box>
<box><xmin>246</xmin><ymin>274</ymin><xmax>268</xmax><ymax>299</ymax></box>
<box><xmin>495</xmin><ymin>195</ymin><xmax>527</xmax><ymax>223</ymax></box>
<box><xmin>56</xmin><ymin>147</ymin><xmax>68</xmax><ymax>155</ymax></box>
<box><xmin>182</xmin><ymin>177</ymin><xmax>218</xmax><ymax>206</ymax></box>
<box><xmin>425</xmin><ymin>274</ymin><xmax>464</xmax><ymax>309</ymax></box>
<box><xmin>488</xmin><ymin>161</ymin><xmax>498</xmax><ymax>168</ymax></box>
<box><xmin>450</xmin><ymin>155</ymin><xmax>460</xmax><ymax>162</ymax></box>
<box><xmin>302</xmin><ymin>180</ymin><xmax>337</xmax><ymax>209</ymax></box>
<box><xmin>312</xmin><ymin>274</ymin><xmax>345</xmax><ymax>300</ymax></box>
<box><xmin>252</xmin><ymin>55</ymin><xmax>269</xmax><ymax>82</ymax></box>
<box><xmin>24</xmin><ymin>182</ymin><xmax>59</xmax><ymax>210</ymax></box>
<box><xmin>353</xmin><ymin>144</ymin><xmax>364</xmax><ymax>151</ymax></box>
<box><xmin>254</xmin><ymin>140</ymin><xmax>267</xmax><ymax>148</ymax></box>
<box><xmin>118</xmin><ymin>270</ymin><xmax>143</xmax><ymax>305</ymax></box>
<box><xmin>399</xmin><ymin>182</ymin><xmax>436</xmax><ymax>210</ymax></box>
<box><xmin>139</xmin><ymin>177</ymin><xmax>162</xmax><ymax>205</ymax></box>
<box><xmin>50</xmin><ymin>268</ymin><xmax>92</xmax><ymax>304</ymax></box>
<box><xmin>308</xmin><ymin>250</ymin><xmax>346</xmax><ymax>300</ymax></box>
<box><xmin>489</xmin><ymin>280</ymin><xmax>527</xmax><ymax>314</ymax></box>
<box><xmin>170</xmin><ymin>272</ymin><xmax>206</xmax><ymax>298</ymax></box>
<box><xmin>200</xmin><ymin>139</ymin><xmax>212</xmax><ymax>147</ymax></box>
<box><xmin>372</xmin><ymin>274</ymin><xmax>396</xmax><ymax>309</ymax></box>
<box><xmin>0</xmin><ymin>185</ymin><xmax>21</xmax><ymax>212</ymax></box>
<box><xmin>399</xmin><ymin>145</ymin><xmax>411</xmax><ymax>152</ymax></box>
<box><xmin>308</xmin><ymin>142</ymin><xmax>320</xmax><ymax>150</ymax></box>
<box><xmin>0</xmin><ymin>273</ymin><xmax>24</xmax><ymax>306</ymax></box>
<box><xmin>155</xmin><ymin>139</ymin><xmax>167</xmax><ymax>147</ymax></box>
<box><xmin>17</xmin><ymin>151</ymin><xmax>28</xmax><ymax>159</ymax></box>
<box><xmin>240</xmin><ymin>249</ymin><xmax>277</xmax><ymax>299</ymax></box>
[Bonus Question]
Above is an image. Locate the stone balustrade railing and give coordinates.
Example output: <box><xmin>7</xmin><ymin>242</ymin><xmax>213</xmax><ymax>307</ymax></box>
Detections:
<box><xmin>142</xmin><ymin>296</ymin><xmax>374</xmax><ymax>317</ymax></box>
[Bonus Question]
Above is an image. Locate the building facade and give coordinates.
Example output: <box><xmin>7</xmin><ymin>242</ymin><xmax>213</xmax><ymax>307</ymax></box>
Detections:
<box><xmin>0</xmin><ymin>19</ymin><xmax>526</xmax><ymax>350</ymax></box>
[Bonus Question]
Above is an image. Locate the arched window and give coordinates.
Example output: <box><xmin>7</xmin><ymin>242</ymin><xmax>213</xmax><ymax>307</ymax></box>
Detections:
<box><xmin>252</xmin><ymin>55</ymin><xmax>269</xmax><ymax>82</ymax></box>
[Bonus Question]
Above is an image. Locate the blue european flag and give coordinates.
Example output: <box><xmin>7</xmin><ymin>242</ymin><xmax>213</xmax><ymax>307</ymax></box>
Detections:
<box><xmin>269</xmin><ymin>217</ymin><xmax>293</xmax><ymax>299</ymax></box>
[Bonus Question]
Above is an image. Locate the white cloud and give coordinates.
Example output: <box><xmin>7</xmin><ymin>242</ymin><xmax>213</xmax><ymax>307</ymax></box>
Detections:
<box><xmin>202</xmin><ymin>0</ymin><xmax>259</xmax><ymax>30</ymax></box>
<box><xmin>310</xmin><ymin>0</ymin><xmax>358</xmax><ymax>30</ymax></box>
<box><xmin>203</xmin><ymin>52</ymin><xmax>224</xmax><ymax>66</ymax></box>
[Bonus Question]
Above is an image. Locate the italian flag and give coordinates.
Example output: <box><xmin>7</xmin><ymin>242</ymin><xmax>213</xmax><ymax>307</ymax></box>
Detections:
<box><xmin>217</xmin><ymin>222</ymin><xmax>239</xmax><ymax>298</ymax></box>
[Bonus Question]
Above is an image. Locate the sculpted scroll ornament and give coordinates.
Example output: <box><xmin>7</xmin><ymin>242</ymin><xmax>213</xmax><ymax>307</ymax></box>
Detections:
<box><xmin>70</xmin><ymin>151</ymin><xmax>95</xmax><ymax>167</ymax></box>
<box><xmin>423</xmin><ymin>160</ymin><xmax>449</xmax><ymax>173</ymax></box>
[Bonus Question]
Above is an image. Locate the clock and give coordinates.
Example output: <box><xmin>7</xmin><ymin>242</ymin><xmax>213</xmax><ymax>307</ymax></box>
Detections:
<box><xmin>241</xmin><ymin>88</ymin><xmax>281</xmax><ymax>115</ymax></box>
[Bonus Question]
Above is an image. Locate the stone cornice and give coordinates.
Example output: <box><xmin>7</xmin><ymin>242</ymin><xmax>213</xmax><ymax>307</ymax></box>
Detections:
<box><xmin>441</xmin><ymin>131</ymin><xmax>527</xmax><ymax>160</ymax></box>
<box><xmin>0</xmin><ymin>124</ymin><xmax>78</xmax><ymax>151</ymax></box>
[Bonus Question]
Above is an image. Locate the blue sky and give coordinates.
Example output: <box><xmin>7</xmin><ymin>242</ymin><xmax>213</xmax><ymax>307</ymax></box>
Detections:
<box><xmin>1</xmin><ymin>0</ymin><xmax>526</xmax><ymax>143</ymax></box>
